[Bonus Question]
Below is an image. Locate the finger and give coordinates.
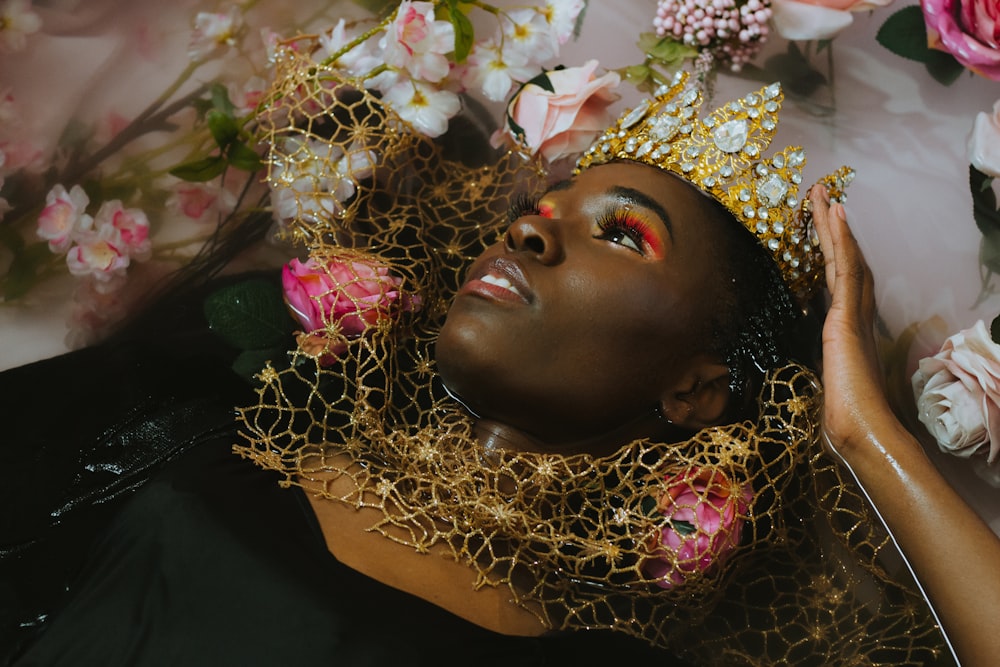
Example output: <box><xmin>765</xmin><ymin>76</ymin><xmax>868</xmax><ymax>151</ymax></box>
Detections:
<box><xmin>809</xmin><ymin>185</ymin><xmax>837</xmax><ymax>293</ymax></box>
<box><xmin>828</xmin><ymin>203</ymin><xmax>877</xmax><ymax>332</ymax></box>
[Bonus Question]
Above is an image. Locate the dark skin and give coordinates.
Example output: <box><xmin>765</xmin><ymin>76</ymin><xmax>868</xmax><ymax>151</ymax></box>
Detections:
<box><xmin>436</xmin><ymin>162</ymin><xmax>732</xmax><ymax>455</ymax></box>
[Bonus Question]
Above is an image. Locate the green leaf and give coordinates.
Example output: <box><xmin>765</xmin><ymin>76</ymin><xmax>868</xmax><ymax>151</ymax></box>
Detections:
<box><xmin>876</xmin><ymin>6</ymin><xmax>931</xmax><ymax>62</ymax></box>
<box><xmin>207</xmin><ymin>109</ymin><xmax>239</xmax><ymax>149</ymax></box>
<box><xmin>925</xmin><ymin>49</ymin><xmax>965</xmax><ymax>85</ymax></box>
<box><xmin>169</xmin><ymin>155</ymin><xmax>227</xmax><ymax>182</ymax></box>
<box><xmin>227</xmin><ymin>142</ymin><xmax>264</xmax><ymax>172</ymax></box>
<box><xmin>971</xmin><ymin>165</ymin><xmax>1000</xmax><ymax>236</ymax></box>
<box><xmin>621</xmin><ymin>64</ymin><xmax>652</xmax><ymax>87</ymax></box>
<box><xmin>204</xmin><ymin>278</ymin><xmax>292</xmax><ymax>350</ymax></box>
<box><xmin>524</xmin><ymin>70</ymin><xmax>555</xmax><ymax>93</ymax></box>
<box><xmin>210</xmin><ymin>83</ymin><xmax>236</xmax><ymax>116</ymax></box>
<box><xmin>991</xmin><ymin>314</ymin><xmax>1000</xmax><ymax>345</ymax></box>
<box><xmin>446</xmin><ymin>0</ymin><xmax>475</xmax><ymax>63</ymax></box>
<box><xmin>2</xmin><ymin>242</ymin><xmax>53</xmax><ymax>300</ymax></box>
<box><xmin>669</xmin><ymin>519</ymin><xmax>696</xmax><ymax>536</ymax></box>
<box><xmin>980</xmin><ymin>231</ymin><xmax>1000</xmax><ymax>275</ymax></box>
<box><xmin>639</xmin><ymin>33</ymin><xmax>698</xmax><ymax>65</ymax></box>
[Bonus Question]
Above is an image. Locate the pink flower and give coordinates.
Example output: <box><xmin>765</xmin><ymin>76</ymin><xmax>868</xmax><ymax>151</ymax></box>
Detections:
<box><xmin>66</xmin><ymin>226</ymin><xmax>130</xmax><ymax>283</ymax></box>
<box><xmin>912</xmin><ymin>320</ymin><xmax>1000</xmax><ymax>463</ymax></box>
<box><xmin>969</xmin><ymin>99</ymin><xmax>1000</xmax><ymax>177</ymax></box>
<box><xmin>922</xmin><ymin>0</ymin><xmax>1000</xmax><ymax>80</ymax></box>
<box><xmin>641</xmin><ymin>468</ymin><xmax>752</xmax><ymax>589</ymax></box>
<box><xmin>0</xmin><ymin>0</ymin><xmax>41</xmax><ymax>54</ymax></box>
<box><xmin>168</xmin><ymin>181</ymin><xmax>237</xmax><ymax>223</ymax></box>
<box><xmin>282</xmin><ymin>256</ymin><xmax>421</xmax><ymax>359</ymax></box>
<box><xmin>37</xmin><ymin>184</ymin><xmax>91</xmax><ymax>253</ymax></box>
<box><xmin>380</xmin><ymin>1</ymin><xmax>455</xmax><ymax>84</ymax></box>
<box><xmin>492</xmin><ymin>61</ymin><xmax>620</xmax><ymax>163</ymax></box>
<box><xmin>188</xmin><ymin>7</ymin><xmax>243</xmax><ymax>61</ymax></box>
<box><xmin>95</xmin><ymin>200</ymin><xmax>151</xmax><ymax>260</ymax></box>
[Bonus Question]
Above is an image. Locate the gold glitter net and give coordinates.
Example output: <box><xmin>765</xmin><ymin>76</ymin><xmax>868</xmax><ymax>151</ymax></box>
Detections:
<box><xmin>235</xmin><ymin>44</ymin><xmax>950</xmax><ymax>665</ymax></box>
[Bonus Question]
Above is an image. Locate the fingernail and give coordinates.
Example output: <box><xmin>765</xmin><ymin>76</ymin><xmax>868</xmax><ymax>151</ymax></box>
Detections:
<box><xmin>832</xmin><ymin>202</ymin><xmax>846</xmax><ymax>220</ymax></box>
<box><xmin>818</xmin><ymin>185</ymin><xmax>830</xmax><ymax>204</ymax></box>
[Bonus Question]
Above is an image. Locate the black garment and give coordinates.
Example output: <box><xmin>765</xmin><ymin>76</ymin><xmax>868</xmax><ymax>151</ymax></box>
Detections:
<box><xmin>0</xmin><ymin>298</ymin><xmax>686</xmax><ymax>666</ymax></box>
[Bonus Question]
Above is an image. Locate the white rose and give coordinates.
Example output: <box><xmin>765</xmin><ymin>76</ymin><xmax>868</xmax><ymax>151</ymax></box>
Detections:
<box><xmin>912</xmin><ymin>320</ymin><xmax>1000</xmax><ymax>463</ymax></box>
<box><xmin>968</xmin><ymin>100</ymin><xmax>1000</xmax><ymax>178</ymax></box>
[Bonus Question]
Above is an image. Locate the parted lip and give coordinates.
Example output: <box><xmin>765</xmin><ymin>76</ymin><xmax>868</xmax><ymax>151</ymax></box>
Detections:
<box><xmin>459</xmin><ymin>255</ymin><xmax>533</xmax><ymax>304</ymax></box>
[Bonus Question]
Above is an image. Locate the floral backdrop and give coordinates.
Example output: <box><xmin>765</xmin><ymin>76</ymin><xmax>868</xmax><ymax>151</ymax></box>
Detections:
<box><xmin>1</xmin><ymin>0</ymin><xmax>1000</xmax><ymax>532</ymax></box>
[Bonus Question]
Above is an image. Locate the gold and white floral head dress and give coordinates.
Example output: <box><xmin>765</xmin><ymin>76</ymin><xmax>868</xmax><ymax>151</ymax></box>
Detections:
<box><xmin>236</xmin><ymin>36</ymin><xmax>951</xmax><ymax>666</ymax></box>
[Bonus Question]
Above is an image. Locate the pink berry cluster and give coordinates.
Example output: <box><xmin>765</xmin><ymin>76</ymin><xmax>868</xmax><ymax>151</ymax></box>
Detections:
<box><xmin>653</xmin><ymin>0</ymin><xmax>771</xmax><ymax>71</ymax></box>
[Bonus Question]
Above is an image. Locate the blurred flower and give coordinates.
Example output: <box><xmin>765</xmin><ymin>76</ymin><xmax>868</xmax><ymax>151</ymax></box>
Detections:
<box><xmin>96</xmin><ymin>200</ymin><xmax>151</xmax><ymax>261</ymax></box>
<box><xmin>0</xmin><ymin>0</ymin><xmax>41</xmax><ymax>54</ymax></box>
<box><xmin>922</xmin><ymin>0</ymin><xmax>1000</xmax><ymax>80</ymax></box>
<box><xmin>493</xmin><ymin>60</ymin><xmax>620</xmax><ymax>163</ymax></box>
<box><xmin>653</xmin><ymin>0</ymin><xmax>772</xmax><ymax>71</ymax></box>
<box><xmin>167</xmin><ymin>181</ymin><xmax>237</xmax><ymax>224</ymax></box>
<box><xmin>912</xmin><ymin>320</ymin><xmax>1000</xmax><ymax>463</ymax></box>
<box><xmin>969</xmin><ymin>99</ymin><xmax>1000</xmax><ymax>177</ymax></box>
<box><xmin>540</xmin><ymin>0</ymin><xmax>587</xmax><ymax>45</ymax></box>
<box><xmin>37</xmin><ymin>184</ymin><xmax>91</xmax><ymax>253</ymax></box>
<box><xmin>380</xmin><ymin>1</ymin><xmax>455</xmax><ymax>84</ymax></box>
<box><xmin>641</xmin><ymin>467</ymin><xmax>752</xmax><ymax>588</ymax></box>
<box><xmin>282</xmin><ymin>256</ymin><xmax>421</xmax><ymax>362</ymax></box>
<box><xmin>772</xmin><ymin>0</ymin><xmax>892</xmax><ymax>41</ymax></box>
<box><xmin>66</xmin><ymin>225</ymin><xmax>130</xmax><ymax>283</ymax></box>
<box><xmin>188</xmin><ymin>6</ymin><xmax>244</xmax><ymax>61</ymax></box>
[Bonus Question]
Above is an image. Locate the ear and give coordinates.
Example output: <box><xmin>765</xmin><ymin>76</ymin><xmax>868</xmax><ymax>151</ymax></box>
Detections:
<box><xmin>659</xmin><ymin>359</ymin><xmax>732</xmax><ymax>431</ymax></box>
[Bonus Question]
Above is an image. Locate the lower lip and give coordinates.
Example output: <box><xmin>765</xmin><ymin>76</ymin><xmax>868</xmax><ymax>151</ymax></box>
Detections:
<box><xmin>458</xmin><ymin>279</ymin><xmax>529</xmax><ymax>304</ymax></box>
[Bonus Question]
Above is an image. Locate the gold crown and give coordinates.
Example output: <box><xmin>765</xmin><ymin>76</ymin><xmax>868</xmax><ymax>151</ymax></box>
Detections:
<box><xmin>575</xmin><ymin>73</ymin><xmax>854</xmax><ymax>303</ymax></box>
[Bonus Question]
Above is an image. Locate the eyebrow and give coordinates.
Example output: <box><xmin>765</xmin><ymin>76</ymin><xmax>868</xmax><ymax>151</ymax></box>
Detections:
<box><xmin>607</xmin><ymin>185</ymin><xmax>674</xmax><ymax>237</ymax></box>
<box><xmin>541</xmin><ymin>180</ymin><xmax>674</xmax><ymax>238</ymax></box>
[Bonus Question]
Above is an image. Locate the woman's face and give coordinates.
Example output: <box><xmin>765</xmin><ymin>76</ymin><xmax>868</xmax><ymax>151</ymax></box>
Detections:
<box><xmin>436</xmin><ymin>161</ymin><xmax>726</xmax><ymax>450</ymax></box>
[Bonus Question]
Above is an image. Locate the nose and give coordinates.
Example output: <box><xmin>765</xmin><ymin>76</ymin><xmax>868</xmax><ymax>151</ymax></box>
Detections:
<box><xmin>504</xmin><ymin>215</ymin><xmax>564</xmax><ymax>264</ymax></box>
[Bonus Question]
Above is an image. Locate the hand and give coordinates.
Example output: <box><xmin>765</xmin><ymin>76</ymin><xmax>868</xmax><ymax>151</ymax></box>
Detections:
<box><xmin>808</xmin><ymin>186</ymin><xmax>891</xmax><ymax>454</ymax></box>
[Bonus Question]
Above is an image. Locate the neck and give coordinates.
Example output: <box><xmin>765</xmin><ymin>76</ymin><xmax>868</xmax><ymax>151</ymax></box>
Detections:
<box><xmin>472</xmin><ymin>409</ymin><xmax>680</xmax><ymax>457</ymax></box>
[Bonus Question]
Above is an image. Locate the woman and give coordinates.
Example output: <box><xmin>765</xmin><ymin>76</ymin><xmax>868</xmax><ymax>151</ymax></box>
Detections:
<box><xmin>0</xmin><ymin>68</ymin><xmax>990</xmax><ymax>667</ymax></box>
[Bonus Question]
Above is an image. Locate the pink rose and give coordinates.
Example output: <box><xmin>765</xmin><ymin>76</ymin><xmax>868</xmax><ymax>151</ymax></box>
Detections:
<box><xmin>641</xmin><ymin>468</ymin><xmax>752</xmax><ymax>589</ymax></box>
<box><xmin>922</xmin><ymin>0</ymin><xmax>1000</xmax><ymax>80</ymax></box>
<box><xmin>773</xmin><ymin>0</ymin><xmax>893</xmax><ymax>40</ymax></box>
<box><xmin>912</xmin><ymin>320</ymin><xmax>1000</xmax><ymax>463</ymax></box>
<box><xmin>969</xmin><ymin>99</ymin><xmax>1000</xmax><ymax>177</ymax></box>
<box><xmin>282</xmin><ymin>257</ymin><xmax>421</xmax><ymax>359</ymax></box>
<box><xmin>492</xmin><ymin>60</ymin><xmax>620</xmax><ymax>163</ymax></box>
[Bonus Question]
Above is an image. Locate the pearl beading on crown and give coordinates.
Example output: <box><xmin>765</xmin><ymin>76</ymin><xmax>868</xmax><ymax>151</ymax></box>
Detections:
<box><xmin>575</xmin><ymin>72</ymin><xmax>854</xmax><ymax>303</ymax></box>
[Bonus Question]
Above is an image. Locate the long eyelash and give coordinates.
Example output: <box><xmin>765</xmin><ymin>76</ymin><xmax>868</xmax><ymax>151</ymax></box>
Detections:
<box><xmin>507</xmin><ymin>193</ymin><xmax>540</xmax><ymax>224</ymax></box>
<box><xmin>596</xmin><ymin>212</ymin><xmax>650</xmax><ymax>252</ymax></box>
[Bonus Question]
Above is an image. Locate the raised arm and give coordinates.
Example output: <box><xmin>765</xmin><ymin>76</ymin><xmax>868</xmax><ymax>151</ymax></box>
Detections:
<box><xmin>811</xmin><ymin>186</ymin><xmax>1000</xmax><ymax>667</ymax></box>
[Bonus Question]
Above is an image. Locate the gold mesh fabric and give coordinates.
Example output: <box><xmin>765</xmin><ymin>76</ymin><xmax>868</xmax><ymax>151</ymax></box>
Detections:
<box><xmin>236</xmin><ymin>43</ymin><xmax>949</xmax><ymax>665</ymax></box>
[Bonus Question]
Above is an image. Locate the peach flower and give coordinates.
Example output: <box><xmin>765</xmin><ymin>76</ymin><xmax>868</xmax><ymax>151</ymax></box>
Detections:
<box><xmin>912</xmin><ymin>320</ymin><xmax>1000</xmax><ymax>463</ymax></box>
<box><xmin>641</xmin><ymin>468</ymin><xmax>752</xmax><ymax>589</ymax></box>
<box><xmin>492</xmin><ymin>60</ymin><xmax>620</xmax><ymax>163</ymax></box>
<box><xmin>922</xmin><ymin>0</ymin><xmax>1000</xmax><ymax>80</ymax></box>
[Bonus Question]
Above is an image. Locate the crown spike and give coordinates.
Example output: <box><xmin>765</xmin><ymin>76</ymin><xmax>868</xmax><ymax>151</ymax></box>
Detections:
<box><xmin>575</xmin><ymin>72</ymin><xmax>852</xmax><ymax>303</ymax></box>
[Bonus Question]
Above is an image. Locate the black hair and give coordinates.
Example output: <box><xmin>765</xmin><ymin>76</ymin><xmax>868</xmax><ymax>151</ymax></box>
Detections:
<box><xmin>696</xmin><ymin>196</ymin><xmax>822</xmax><ymax>422</ymax></box>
